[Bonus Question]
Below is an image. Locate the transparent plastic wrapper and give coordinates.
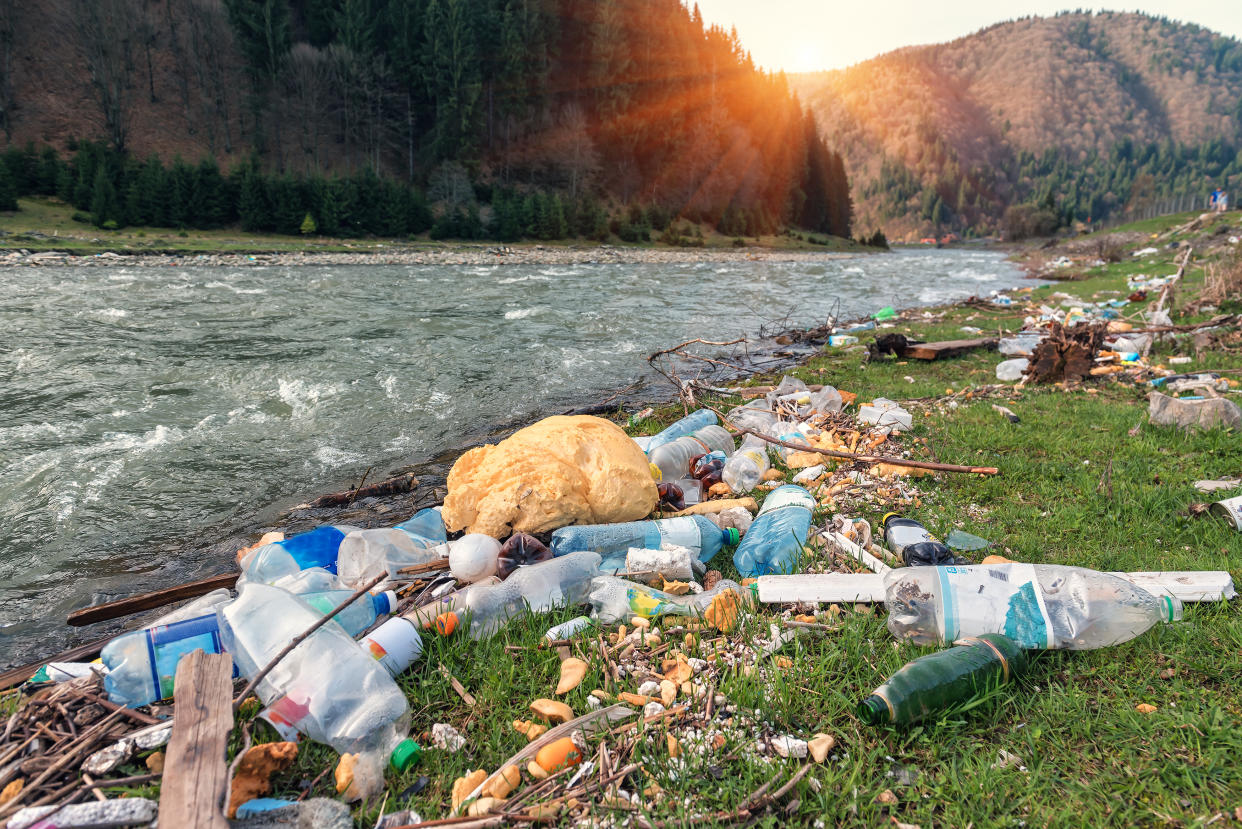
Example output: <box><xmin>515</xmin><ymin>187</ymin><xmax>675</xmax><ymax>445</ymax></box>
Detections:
<box><xmin>858</xmin><ymin>398</ymin><xmax>913</xmax><ymax>433</ymax></box>
<box><xmin>996</xmin><ymin>358</ymin><xmax>1029</xmax><ymax>382</ymax></box>
<box><xmin>550</xmin><ymin>515</ymin><xmax>737</xmax><ymax>564</ymax></box>
<box><xmin>588</xmin><ymin>575</ymin><xmax>748</xmax><ymax>626</ymax></box>
<box><xmin>767</xmin><ymin>420</ymin><xmax>817</xmax><ymax>464</ymax></box>
<box><xmin>220</xmin><ymin>584</ymin><xmax>418</xmax><ymax>800</ymax></box>
<box><xmin>998</xmin><ymin>333</ymin><xmax>1045</xmax><ymax>356</ymax></box>
<box><xmin>434</xmin><ymin>551</ymin><xmax>602</xmax><ymax>640</ymax></box>
<box><xmin>722</xmin><ymin>434</ymin><xmax>770</xmax><ymax>493</ymax></box>
<box><xmin>733</xmin><ymin>485</ymin><xmax>814</xmax><ymax>577</ymax></box>
<box><xmin>883</xmin><ymin>564</ymin><xmax>1183</xmax><ymax>650</ymax></box>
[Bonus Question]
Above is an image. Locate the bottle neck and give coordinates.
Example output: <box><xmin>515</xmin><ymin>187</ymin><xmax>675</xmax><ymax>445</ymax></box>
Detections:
<box><xmin>857</xmin><ymin>694</ymin><xmax>892</xmax><ymax>725</ymax></box>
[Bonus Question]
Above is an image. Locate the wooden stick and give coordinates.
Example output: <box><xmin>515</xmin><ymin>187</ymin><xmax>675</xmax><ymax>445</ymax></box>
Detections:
<box><xmin>159</xmin><ymin>650</ymin><xmax>233</xmax><ymax>829</ymax></box>
<box><xmin>708</xmin><ymin>407</ymin><xmax>999</xmax><ymax>475</ymax></box>
<box><xmin>67</xmin><ymin>573</ymin><xmax>239</xmax><ymax>627</ymax></box>
<box><xmin>299</xmin><ymin>471</ymin><xmax>418</xmax><ymax>509</ymax></box>
<box><xmin>232</xmin><ymin>572</ymin><xmax>387</xmax><ymax>712</ymax></box>
<box><xmin>396</xmin><ymin>560</ymin><xmax>450</xmax><ymax>577</ymax></box>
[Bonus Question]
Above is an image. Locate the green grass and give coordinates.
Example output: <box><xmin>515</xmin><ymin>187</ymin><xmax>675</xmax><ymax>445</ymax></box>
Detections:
<box><xmin>0</xmin><ymin>196</ymin><xmax>866</xmax><ymax>255</ymax></box>
<box><xmin>89</xmin><ymin>213</ymin><xmax>1242</xmax><ymax>826</ymax></box>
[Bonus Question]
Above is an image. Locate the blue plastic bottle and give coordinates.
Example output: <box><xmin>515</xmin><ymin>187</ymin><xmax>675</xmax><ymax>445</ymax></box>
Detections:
<box><xmin>550</xmin><ymin>515</ymin><xmax>739</xmax><ymax>565</ymax></box>
<box><xmin>239</xmin><ymin>524</ymin><xmax>359</xmax><ymax>584</ymax></box>
<box><xmin>733</xmin><ymin>484</ymin><xmax>815</xmax><ymax>577</ymax></box>
<box><xmin>644</xmin><ymin>409</ymin><xmax>718</xmax><ymax>454</ymax></box>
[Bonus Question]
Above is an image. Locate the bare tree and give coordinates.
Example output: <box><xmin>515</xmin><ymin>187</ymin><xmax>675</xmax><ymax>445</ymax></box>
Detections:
<box><xmin>185</xmin><ymin>0</ymin><xmax>237</xmax><ymax>153</ymax></box>
<box><xmin>281</xmin><ymin>43</ymin><xmax>332</xmax><ymax>170</ymax></box>
<box><xmin>70</xmin><ymin>0</ymin><xmax>139</xmax><ymax>150</ymax></box>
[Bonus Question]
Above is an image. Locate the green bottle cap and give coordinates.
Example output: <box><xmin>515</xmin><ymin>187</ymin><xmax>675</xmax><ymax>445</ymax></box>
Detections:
<box><xmin>725</xmin><ymin>528</ymin><xmax>740</xmax><ymax>545</ymax></box>
<box><xmin>389</xmin><ymin>738</ymin><xmax>422</xmax><ymax>772</ymax></box>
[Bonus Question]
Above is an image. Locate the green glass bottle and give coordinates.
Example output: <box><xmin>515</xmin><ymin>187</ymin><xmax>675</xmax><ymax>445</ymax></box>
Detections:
<box><xmin>857</xmin><ymin>633</ymin><xmax>1027</xmax><ymax>726</ymax></box>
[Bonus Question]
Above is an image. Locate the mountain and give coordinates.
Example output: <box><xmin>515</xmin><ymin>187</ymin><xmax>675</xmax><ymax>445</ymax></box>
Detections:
<box><xmin>0</xmin><ymin>0</ymin><xmax>851</xmax><ymax>240</ymax></box>
<box><xmin>793</xmin><ymin>11</ymin><xmax>1242</xmax><ymax>239</ymax></box>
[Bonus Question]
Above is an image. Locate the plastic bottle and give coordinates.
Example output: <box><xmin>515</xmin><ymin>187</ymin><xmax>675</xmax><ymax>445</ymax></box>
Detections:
<box><xmin>101</xmin><ymin>613</ymin><xmax>233</xmax><ymax>707</ymax></box>
<box><xmin>100</xmin><ymin>585</ymin><xmax>396</xmax><ymax>707</ymax></box>
<box><xmin>732</xmin><ymin>484</ymin><xmax>815</xmax><ymax>577</ymax></box>
<box><xmin>648</xmin><ymin>425</ymin><xmax>735</xmax><ymax>482</ymax></box>
<box><xmin>544</xmin><ymin>616</ymin><xmax>596</xmax><ymax>640</ymax></box>
<box><xmin>643</xmin><ymin>409</ymin><xmax>718</xmax><ymax>454</ymax></box>
<box><xmin>881</xmin><ymin>514</ymin><xmax>967</xmax><ymax>567</ymax></box>
<box><xmin>238</xmin><ymin>524</ymin><xmax>361</xmax><ymax>584</ymax></box>
<box><xmin>434</xmin><ymin>551</ymin><xmax>602</xmax><ymax>640</ymax></box>
<box><xmin>587</xmin><ymin>576</ymin><xmax>748</xmax><ymax>626</ymax></box>
<box><xmin>359</xmin><ymin>617</ymin><xmax>424</xmax><ymax>677</ymax></box>
<box><xmin>725</xmin><ymin>400</ymin><xmax>778</xmax><ymax>432</ymax></box>
<box><xmin>722</xmin><ymin>434</ymin><xmax>770</xmax><ymax>493</ymax></box>
<box><xmin>148</xmin><ymin>588</ymin><xmax>235</xmax><ymax>627</ymax></box>
<box><xmin>857</xmin><ymin>633</ymin><xmax>1027</xmax><ymax>726</ymax></box>
<box><xmin>220</xmin><ymin>584</ymin><xmax>420</xmax><ymax>801</ymax></box>
<box><xmin>336</xmin><ymin>508</ymin><xmax>448</xmax><ymax>588</ymax></box>
<box><xmin>883</xmin><ymin>564</ymin><xmax>1183</xmax><ymax>650</ymax></box>
<box><xmin>549</xmin><ymin>515</ymin><xmax>738</xmax><ymax>563</ymax></box>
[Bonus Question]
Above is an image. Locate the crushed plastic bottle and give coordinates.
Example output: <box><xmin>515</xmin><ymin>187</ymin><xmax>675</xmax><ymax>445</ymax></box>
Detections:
<box><xmin>722</xmin><ymin>434</ymin><xmax>770</xmax><ymax>493</ymax></box>
<box><xmin>996</xmin><ymin>358</ymin><xmax>1029</xmax><ymax>382</ymax></box>
<box><xmin>884</xmin><ymin>564</ymin><xmax>1183</xmax><ymax>650</ymax></box>
<box><xmin>857</xmin><ymin>633</ymin><xmax>1027</xmax><ymax>726</ymax></box>
<box><xmin>434</xmin><ymin>551</ymin><xmax>602</xmax><ymax>639</ymax></box>
<box><xmin>238</xmin><ymin>524</ymin><xmax>361</xmax><ymax>585</ymax></box>
<box><xmin>221</xmin><ymin>583</ymin><xmax>420</xmax><ymax>800</ymax></box>
<box><xmin>549</xmin><ymin>515</ymin><xmax>738</xmax><ymax>565</ymax></box>
<box><xmin>648</xmin><ymin>425</ymin><xmax>735</xmax><ymax>482</ymax></box>
<box><xmin>587</xmin><ymin>576</ymin><xmax>748</xmax><ymax>626</ymax></box>
<box><xmin>336</xmin><ymin>508</ymin><xmax>448</xmax><ymax>588</ymax></box>
<box><xmin>733</xmin><ymin>485</ymin><xmax>815</xmax><ymax>577</ymax></box>
<box><xmin>768</xmin><ymin>420</ymin><xmax>816</xmax><ymax>464</ymax></box>
<box><xmin>998</xmin><ymin>333</ymin><xmax>1045</xmax><ymax>356</ymax></box>
<box><xmin>644</xmin><ymin>409</ymin><xmax>718</xmax><ymax>454</ymax></box>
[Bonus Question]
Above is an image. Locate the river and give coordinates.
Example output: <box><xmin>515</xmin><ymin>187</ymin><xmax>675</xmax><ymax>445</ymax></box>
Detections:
<box><xmin>0</xmin><ymin>247</ymin><xmax>1025</xmax><ymax>665</ymax></box>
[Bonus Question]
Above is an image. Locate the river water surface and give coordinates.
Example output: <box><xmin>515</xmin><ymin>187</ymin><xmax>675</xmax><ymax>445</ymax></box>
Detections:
<box><xmin>0</xmin><ymin>248</ymin><xmax>1025</xmax><ymax>664</ymax></box>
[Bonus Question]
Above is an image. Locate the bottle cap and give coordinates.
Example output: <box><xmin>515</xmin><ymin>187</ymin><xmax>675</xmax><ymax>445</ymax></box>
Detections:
<box><xmin>1162</xmin><ymin>594</ymin><xmax>1183</xmax><ymax>623</ymax></box>
<box><xmin>389</xmin><ymin>738</ymin><xmax>422</xmax><ymax>772</ymax></box>
<box><xmin>434</xmin><ymin>611</ymin><xmax>459</xmax><ymax>636</ymax></box>
<box><xmin>649</xmin><ymin>463</ymin><xmax>662</xmax><ymax>482</ymax></box>
<box><xmin>880</xmin><ymin>512</ymin><xmax>901</xmax><ymax>530</ymax></box>
<box><xmin>724</xmin><ymin>528</ymin><xmax>740</xmax><ymax>546</ymax></box>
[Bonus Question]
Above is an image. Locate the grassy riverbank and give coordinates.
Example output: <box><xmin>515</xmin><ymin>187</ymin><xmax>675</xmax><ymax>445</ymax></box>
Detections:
<box><xmin>0</xmin><ymin>196</ymin><xmax>865</xmax><ymax>257</ymax></box>
<box><xmin>325</xmin><ymin>213</ymin><xmax>1238</xmax><ymax>827</ymax></box>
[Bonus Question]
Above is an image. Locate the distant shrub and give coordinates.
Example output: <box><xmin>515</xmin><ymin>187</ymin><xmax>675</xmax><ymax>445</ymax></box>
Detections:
<box><xmin>732</xmin><ymin>237</ymin><xmax>746</xmax><ymax>247</ymax></box>
<box><xmin>71</xmin><ymin>211</ymin><xmax>92</xmax><ymax>224</ymax></box>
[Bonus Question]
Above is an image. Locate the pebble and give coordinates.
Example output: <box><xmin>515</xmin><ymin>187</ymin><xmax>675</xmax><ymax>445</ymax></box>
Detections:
<box><xmin>637</xmin><ymin>680</ymin><xmax>661</xmax><ymax>697</ymax></box>
<box><xmin>771</xmin><ymin>736</ymin><xmax>808</xmax><ymax>759</ymax></box>
<box><xmin>643</xmin><ymin>702</ymin><xmax>666</xmax><ymax>718</ymax></box>
<box><xmin>431</xmin><ymin>723</ymin><xmax>466</xmax><ymax>753</ymax></box>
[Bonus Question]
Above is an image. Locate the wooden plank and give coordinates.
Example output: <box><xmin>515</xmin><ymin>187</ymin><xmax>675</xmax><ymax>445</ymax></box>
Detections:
<box><xmin>755</xmin><ymin>570</ymin><xmax>1236</xmax><ymax>604</ymax></box>
<box><xmin>159</xmin><ymin>650</ymin><xmax>233</xmax><ymax>829</ymax></box>
<box><xmin>901</xmin><ymin>337</ymin><xmax>998</xmax><ymax>361</ymax></box>
<box><xmin>68</xmin><ymin>572</ymin><xmax>239</xmax><ymax>627</ymax></box>
<box><xmin>0</xmin><ymin>635</ymin><xmax>114</xmax><ymax>691</ymax></box>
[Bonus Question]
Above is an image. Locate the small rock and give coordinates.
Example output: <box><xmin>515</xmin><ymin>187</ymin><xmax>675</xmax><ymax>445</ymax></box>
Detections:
<box><xmin>431</xmin><ymin>723</ymin><xmax>466</xmax><ymax>753</ymax></box>
<box><xmin>876</xmin><ymin>789</ymin><xmax>898</xmax><ymax>805</ymax></box>
<box><xmin>771</xmin><ymin>736</ymin><xmax>808</xmax><ymax>759</ymax></box>
<box><xmin>808</xmin><ymin>733</ymin><xmax>835</xmax><ymax>763</ymax></box>
<box><xmin>637</xmin><ymin>680</ymin><xmax>661</xmax><ymax>697</ymax></box>
<box><xmin>643</xmin><ymin>702</ymin><xmax>666</xmax><ymax>718</ymax></box>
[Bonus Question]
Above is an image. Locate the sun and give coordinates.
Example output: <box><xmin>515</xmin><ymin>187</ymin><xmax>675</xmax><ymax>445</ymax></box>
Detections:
<box><xmin>785</xmin><ymin>41</ymin><xmax>827</xmax><ymax>73</ymax></box>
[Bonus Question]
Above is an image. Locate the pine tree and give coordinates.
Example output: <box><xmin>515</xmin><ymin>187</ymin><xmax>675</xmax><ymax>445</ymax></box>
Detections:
<box><xmin>238</xmin><ymin>162</ymin><xmax>270</xmax><ymax>232</ymax></box>
<box><xmin>90</xmin><ymin>165</ymin><xmax>117</xmax><ymax>226</ymax></box>
<box><xmin>422</xmin><ymin>0</ymin><xmax>482</xmax><ymax>160</ymax></box>
<box><xmin>300</xmin><ymin>211</ymin><xmax>317</xmax><ymax>234</ymax></box>
<box><xmin>0</xmin><ymin>162</ymin><xmax>17</xmax><ymax>211</ymax></box>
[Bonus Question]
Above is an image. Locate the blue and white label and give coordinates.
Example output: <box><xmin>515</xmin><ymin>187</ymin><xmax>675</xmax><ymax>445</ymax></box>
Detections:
<box><xmin>936</xmin><ymin>564</ymin><xmax>1054</xmax><ymax>649</ymax></box>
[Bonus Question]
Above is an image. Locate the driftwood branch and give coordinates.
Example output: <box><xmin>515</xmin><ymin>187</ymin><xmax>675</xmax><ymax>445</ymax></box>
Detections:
<box><xmin>706</xmin><ymin>406</ymin><xmax>999</xmax><ymax>475</ymax></box>
<box><xmin>231</xmin><ymin>572</ymin><xmax>387</xmax><ymax>712</ymax></box>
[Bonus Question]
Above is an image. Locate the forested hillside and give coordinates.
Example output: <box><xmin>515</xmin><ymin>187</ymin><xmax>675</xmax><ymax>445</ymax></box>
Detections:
<box><xmin>794</xmin><ymin>11</ymin><xmax>1242</xmax><ymax>240</ymax></box>
<box><xmin>0</xmin><ymin>0</ymin><xmax>852</xmax><ymax>240</ymax></box>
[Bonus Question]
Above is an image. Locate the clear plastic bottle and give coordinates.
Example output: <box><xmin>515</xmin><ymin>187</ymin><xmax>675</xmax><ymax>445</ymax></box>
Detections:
<box><xmin>220</xmin><ymin>584</ymin><xmax>419</xmax><ymax>800</ymax></box>
<box><xmin>549</xmin><ymin>515</ymin><xmax>738</xmax><ymax>563</ymax></box>
<box><xmin>102</xmin><ymin>613</ymin><xmax>232</xmax><ymax>707</ymax></box>
<box><xmin>101</xmin><ymin>584</ymin><xmax>396</xmax><ymax>707</ymax></box>
<box><xmin>644</xmin><ymin>409</ymin><xmax>718</xmax><ymax>454</ymax></box>
<box><xmin>434</xmin><ymin>551</ymin><xmax>602</xmax><ymax>640</ymax></box>
<box><xmin>648</xmin><ymin>425</ymin><xmax>735</xmax><ymax>482</ymax></box>
<box><xmin>722</xmin><ymin>434</ymin><xmax>771</xmax><ymax>493</ymax></box>
<box><xmin>883</xmin><ymin>564</ymin><xmax>1184</xmax><ymax>650</ymax></box>
<box><xmin>587</xmin><ymin>576</ymin><xmax>748</xmax><ymax>625</ymax></box>
<box><xmin>336</xmin><ymin>508</ymin><xmax>448</xmax><ymax>588</ymax></box>
<box><xmin>726</xmin><ymin>400</ymin><xmax>778</xmax><ymax>432</ymax></box>
<box><xmin>732</xmin><ymin>484</ymin><xmax>815</xmax><ymax>577</ymax></box>
<box><xmin>238</xmin><ymin>524</ymin><xmax>361</xmax><ymax>585</ymax></box>
<box><xmin>148</xmin><ymin>588</ymin><xmax>235</xmax><ymax>627</ymax></box>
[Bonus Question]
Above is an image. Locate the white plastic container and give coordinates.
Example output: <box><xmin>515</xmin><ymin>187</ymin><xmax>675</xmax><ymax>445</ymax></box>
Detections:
<box><xmin>996</xmin><ymin>358</ymin><xmax>1029</xmax><ymax>381</ymax></box>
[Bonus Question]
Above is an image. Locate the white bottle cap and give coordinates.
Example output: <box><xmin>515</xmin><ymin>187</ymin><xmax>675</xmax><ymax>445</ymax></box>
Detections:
<box><xmin>359</xmin><ymin>617</ymin><xmax>424</xmax><ymax>677</ymax></box>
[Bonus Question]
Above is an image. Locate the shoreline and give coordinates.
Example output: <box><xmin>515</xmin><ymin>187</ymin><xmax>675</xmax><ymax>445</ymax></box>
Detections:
<box><xmin>1</xmin><ymin>242</ymin><xmax>866</xmax><ymax>268</ymax></box>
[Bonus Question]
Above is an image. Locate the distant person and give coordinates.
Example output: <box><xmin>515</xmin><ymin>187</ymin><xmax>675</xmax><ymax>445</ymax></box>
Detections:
<box><xmin>1210</xmin><ymin>187</ymin><xmax>1222</xmax><ymax>211</ymax></box>
<box><xmin>1219</xmin><ymin>189</ymin><xmax>1229</xmax><ymax>213</ymax></box>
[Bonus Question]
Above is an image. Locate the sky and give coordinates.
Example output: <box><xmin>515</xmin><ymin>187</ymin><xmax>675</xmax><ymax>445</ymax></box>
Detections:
<box><xmin>693</xmin><ymin>1</ymin><xmax>1242</xmax><ymax>73</ymax></box>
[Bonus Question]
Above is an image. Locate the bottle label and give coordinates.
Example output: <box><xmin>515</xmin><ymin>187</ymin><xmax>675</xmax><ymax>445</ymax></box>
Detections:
<box><xmin>655</xmin><ymin>517</ymin><xmax>702</xmax><ymax>551</ymax></box>
<box><xmin>360</xmin><ymin>618</ymin><xmax>422</xmax><ymax>677</ymax></box>
<box><xmin>146</xmin><ymin>615</ymin><xmax>227</xmax><ymax>701</ymax></box>
<box><xmin>626</xmin><ymin>586</ymin><xmax>679</xmax><ymax>619</ymax></box>
<box><xmin>758</xmin><ymin>486</ymin><xmax>815</xmax><ymax>515</ymax></box>
<box><xmin>936</xmin><ymin>565</ymin><xmax>1054</xmax><ymax>649</ymax></box>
